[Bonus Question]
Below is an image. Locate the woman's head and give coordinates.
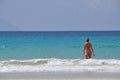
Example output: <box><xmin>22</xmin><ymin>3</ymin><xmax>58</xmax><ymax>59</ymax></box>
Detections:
<box><xmin>86</xmin><ymin>38</ymin><xmax>89</xmax><ymax>42</ymax></box>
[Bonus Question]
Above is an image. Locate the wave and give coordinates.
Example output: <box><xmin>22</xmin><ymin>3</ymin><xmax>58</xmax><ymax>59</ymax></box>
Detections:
<box><xmin>0</xmin><ymin>58</ymin><xmax>120</xmax><ymax>72</ymax></box>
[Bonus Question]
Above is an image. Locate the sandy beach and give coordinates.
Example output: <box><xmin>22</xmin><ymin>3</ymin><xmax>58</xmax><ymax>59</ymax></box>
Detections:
<box><xmin>0</xmin><ymin>72</ymin><xmax>120</xmax><ymax>80</ymax></box>
<box><xmin>0</xmin><ymin>78</ymin><xmax>120</xmax><ymax>80</ymax></box>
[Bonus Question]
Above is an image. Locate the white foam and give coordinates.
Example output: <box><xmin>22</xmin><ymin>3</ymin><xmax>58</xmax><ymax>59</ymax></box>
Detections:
<box><xmin>0</xmin><ymin>58</ymin><xmax>120</xmax><ymax>72</ymax></box>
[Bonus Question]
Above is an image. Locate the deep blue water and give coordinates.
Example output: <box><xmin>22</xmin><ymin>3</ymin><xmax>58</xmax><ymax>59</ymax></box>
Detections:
<box><xmin>0</xmin><ymin>31</ymin><xmax>120</xmax><ymax>60</ymax></box>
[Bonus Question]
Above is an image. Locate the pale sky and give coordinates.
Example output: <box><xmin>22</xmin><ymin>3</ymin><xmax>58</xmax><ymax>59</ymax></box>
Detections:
<box><xmin>0</xmin><ymin>0</ymin><xmax>120</xmax><ymax>31</ymax></box>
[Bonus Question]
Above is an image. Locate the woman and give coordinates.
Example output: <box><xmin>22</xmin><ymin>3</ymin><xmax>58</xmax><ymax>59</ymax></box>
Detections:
<box><xmin>83</xmin><ymin>38</ymin><xmax>94</xmax><ymax>59</ymax></box>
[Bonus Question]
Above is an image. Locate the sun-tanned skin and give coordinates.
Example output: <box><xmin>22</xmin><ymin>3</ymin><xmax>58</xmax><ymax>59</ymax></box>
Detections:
<box><xmin>83</xmin><ymin>38</ymin><xmax>94</xmax><ymax>59</ymax></box>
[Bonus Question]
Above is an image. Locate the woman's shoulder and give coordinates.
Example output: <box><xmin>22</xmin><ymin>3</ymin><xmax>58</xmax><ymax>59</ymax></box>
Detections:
<box><xmin>84</xmin><ymin>42</ymin><xmax>92</xmax><ymax>45</ymax></box>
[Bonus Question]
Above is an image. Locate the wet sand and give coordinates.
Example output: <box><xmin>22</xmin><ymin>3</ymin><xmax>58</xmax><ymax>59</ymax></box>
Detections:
<box><xmin>0</xmin><ymin>72</ymin><xmax>120</xmax><ymax>80</ymax></box>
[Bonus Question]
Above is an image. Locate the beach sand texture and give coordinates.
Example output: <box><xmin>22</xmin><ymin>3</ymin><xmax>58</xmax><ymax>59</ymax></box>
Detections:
<box><xmin>0</xmin><ymin>72</ymin><xmax>120</xmax><ymax>80</ymax></box>
<box><xmin>0</xmin><ymin>78</ymin><xmax>120</xmax><ymax>80</ymax></box>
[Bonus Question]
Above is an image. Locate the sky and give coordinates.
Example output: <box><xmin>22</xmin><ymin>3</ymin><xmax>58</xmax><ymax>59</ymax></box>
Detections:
<box><xmin>0</xmin><ymin>0</ymin><xmax>120</xmax><ymax>31</ymax></box>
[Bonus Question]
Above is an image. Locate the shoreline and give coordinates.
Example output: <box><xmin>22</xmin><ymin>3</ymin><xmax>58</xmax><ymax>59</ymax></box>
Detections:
<box><xmin>0</xmin><ymin>78</ymin><xmax>120</xmax><ymax>80</ymax></box>
<box><xmin>0</xmin><ymin>72</ymin><xmax>120</xmax><ymax>80</ymax></box>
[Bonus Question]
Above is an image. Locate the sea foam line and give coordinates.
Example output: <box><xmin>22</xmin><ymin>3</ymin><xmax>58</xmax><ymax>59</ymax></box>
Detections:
<box><xmin>0</xmin><ymin>58</ymin><xmax>120</xmax><ymax>72</ymax></box>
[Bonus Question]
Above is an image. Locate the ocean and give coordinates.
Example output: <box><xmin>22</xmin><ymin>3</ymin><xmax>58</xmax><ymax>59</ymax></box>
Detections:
<box><xmin>0</xmin><ymin>31</ymin><xmax>120</xmax><ymax>72</ymax></box>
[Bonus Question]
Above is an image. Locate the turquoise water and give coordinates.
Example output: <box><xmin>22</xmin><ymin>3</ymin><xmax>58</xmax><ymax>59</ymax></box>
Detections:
<box><xmin>0</xmin><ymin>31</ymin><xmax>120</xmax><ymax>73</ymax></box>
<box><xmin>0</xmin><ymin>31</ymin><xmax>120</xmax><ymax>60</ymax></box>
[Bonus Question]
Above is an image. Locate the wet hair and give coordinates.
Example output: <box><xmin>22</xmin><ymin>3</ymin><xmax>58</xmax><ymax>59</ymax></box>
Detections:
<box><xmin>86</xmin><ymin>38</ymin><xmax>89</xmax><ymax>42</ymax></box>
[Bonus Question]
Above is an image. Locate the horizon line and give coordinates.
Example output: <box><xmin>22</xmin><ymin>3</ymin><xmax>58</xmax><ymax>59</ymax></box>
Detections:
<box><xmin>0</xmin><ymin>30</ymin><xmax>120</xmax><ymax>32</ymax></box>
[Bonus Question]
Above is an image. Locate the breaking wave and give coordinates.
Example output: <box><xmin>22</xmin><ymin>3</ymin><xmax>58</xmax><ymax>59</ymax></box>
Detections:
<box><xmin>0</xmin><ymin>58</ymin><xmax>120</xmax><ymax>72</ymax></box>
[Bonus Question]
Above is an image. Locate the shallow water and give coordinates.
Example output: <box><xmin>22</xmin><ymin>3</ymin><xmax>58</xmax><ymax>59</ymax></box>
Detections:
<box><xmin>0</xmin><ymin>31</ymin><xmax>120</xmax><ymax>73</ymax></box>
